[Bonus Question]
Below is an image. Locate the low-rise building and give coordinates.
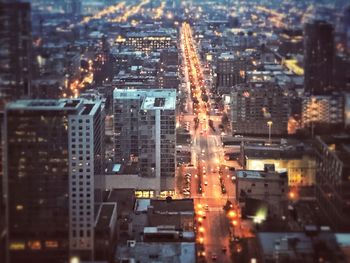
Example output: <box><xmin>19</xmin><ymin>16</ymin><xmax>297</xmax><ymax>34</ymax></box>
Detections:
<box><xmin>236</xmin><ymin>170</ymin><xmax>288</xmax><ymax>219</ymax></box>
<box><xmin>240</xmin><ymin>142</ymin><xmax>316</xmax><ymax>187</ymax></box>
<box><xmin>257</xmin><ymin>228</ymin><xmax>348</xmax><ymax>263</ymax></box>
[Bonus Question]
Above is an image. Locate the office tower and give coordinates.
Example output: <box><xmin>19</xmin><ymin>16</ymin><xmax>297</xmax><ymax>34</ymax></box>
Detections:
<box><xmin>216</xmin><ymin>53</ymin><xmax>246</xmax><ymax>94</ymax></box>
<box><xmin>304</xmin><ymin>20</ymin><xmax>334</xmax><ymax>95</ymax></box>
<box><xmin>68</xmin><ymin>100</ymin><xmax>104</xmax><ymax>260</ymax></box>
<box><xmin>4</xmin><ymin>99</ymin><xmax>104</xmax><ymax>263</ymax></box>
<box><xmin>113</xmin><ymin>89</ymin><xmax>176</xmax><ymax>193</ymax></box>
<box><xmin>231</xmin><ymin>83</ymin><xmax>289</xmax><ymax>136</ymax></box>
<box><xmin>0</xmin><ymin>2</ymin><xmax>32</xmax><ymax>218</ymax></box>
<box><xmin>0</xmin><ymin>2</ymin><xmax>32</xmax><ymax>111</ymax></box>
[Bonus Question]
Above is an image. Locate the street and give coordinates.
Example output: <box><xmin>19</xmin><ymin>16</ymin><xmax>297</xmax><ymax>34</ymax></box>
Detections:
<box><xmin>179</xmin><ymin>22</ymin><xmax>241</xmax><ymax>263</ymax></box>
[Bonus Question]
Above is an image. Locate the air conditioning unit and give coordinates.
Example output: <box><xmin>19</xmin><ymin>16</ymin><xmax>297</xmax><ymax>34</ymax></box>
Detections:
<box><xmin>127</xmin><ymin>240</ymin><xmax>136</xmax><ymax>247</ymax></box>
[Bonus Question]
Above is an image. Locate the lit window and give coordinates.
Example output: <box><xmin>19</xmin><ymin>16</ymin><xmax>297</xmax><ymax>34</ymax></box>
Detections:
<box><xmin>45</xmin><ymin>240</ymin><xmax>58</xmax><ymax>248</ymax></box>
<box><xmin>28</xmin><ymin>240</ymin><xmax>41</xmax><ymax>250</ymax></box>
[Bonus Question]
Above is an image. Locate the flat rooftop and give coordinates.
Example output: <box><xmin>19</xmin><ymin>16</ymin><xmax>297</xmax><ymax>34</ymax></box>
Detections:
<box><xmin>6</xmin><ymin>99</ymin><xmax>82</xmax><ymax>111</ymax></box>
<box><xmin>218</xmin><ymin>52</ymin><xmax>235</xmax><ymax>60</ymax></box>
<box><xmin>113</xmin><ymin>89</ymin><xmax>176</xmax><ymax>110</ymax></box>
<box><xmin>150</xmin><ymin>198</ymin><xmax>194</xmax><ymax>213</ymax></box>
<box><xmin>236</xmin><ymin>170</ymin><xmax>286</xmax><ymax>180</ymax></box>
<box><xmin>116</xmin><ymin>242</ymin><xmax>196</xmax><ymax>263</ymax></box>
<box><xmin>6</xmin><ymin>99</ymin><xmax>102</xmax><ymax>117</ymax></box>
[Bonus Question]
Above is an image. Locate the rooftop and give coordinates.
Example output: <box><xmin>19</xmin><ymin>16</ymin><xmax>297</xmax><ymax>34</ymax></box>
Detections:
<box><xmin>107</xmin><ymin>189</ymin><xmax>135</xmax><ymax>216</ymax></box>
<box><xmin>113</xmin><ymin>89</ymin><xmax>176</xmax><ymax>110</ymax></box>
<box><xmin>258</xmin><ymin>231</ymin><xmax>346</xmax><ymax>262</ymax></box>
<box><xmin>236</xmin><ymin>170</ymin><xmax>287</xmax><ymax>180</ymax></box>
<box><xmin>149</xmin><ymin>198</ymin><xmax>194</xmax><ymax>213</ymax></box>
<box><xmin>6</xmin><ymin>99</ymin><xmax>82</xmax><ymax>111</ymax></box>
<box><xmin>116</xmin><ymin>242</ymin><xmax>196</xmax><ymax>263</ymax></box>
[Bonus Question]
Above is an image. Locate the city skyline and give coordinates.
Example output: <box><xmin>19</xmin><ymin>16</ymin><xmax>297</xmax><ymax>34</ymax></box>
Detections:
<box><xmin>0</xmin><ymin>0</ymin><xmax>350</xmax><ymax>263</ymax></box>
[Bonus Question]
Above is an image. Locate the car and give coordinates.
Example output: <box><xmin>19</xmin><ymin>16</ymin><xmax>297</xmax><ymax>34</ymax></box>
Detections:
<box><xmin>211</xmin><ymin>253</ymin><xmax>217</xmax><ymax>260</ymax></box>
<box><xmin>204</xmin><ymin>205</ymin><xmax>209</xmax><ymax>211</ymax></box>
<box><xmin>204</xmin><ymin>181</ymin><xmax>208</xmax><ymax>186</ymax></box>
<box><xmin>221</xmin><ymin>247</ymin><xmax>227</xmax><ymax>253</ymax></box>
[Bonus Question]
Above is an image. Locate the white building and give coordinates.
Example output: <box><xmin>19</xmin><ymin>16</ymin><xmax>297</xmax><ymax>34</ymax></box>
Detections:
<box><xmin>113</xmin><ymin>89</ymin><xmax>176</xmax><ymax>195</ymax></box>
<box><xmin>68</xmin><ymin>100</ymin><xmax>105</xmax><ymax>259</ymax></box>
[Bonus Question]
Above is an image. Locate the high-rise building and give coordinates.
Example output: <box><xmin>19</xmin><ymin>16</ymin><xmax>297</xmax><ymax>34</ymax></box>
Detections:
<box><xmin>113</xmin><ymin>89</ymin><xmax>176</xmax><ymax>193</ymax></box>
<box><xmin>4</xmin><ymin>99</ymin><xmax>104</xmax><ymax>263</ymax></box>
<box><xmin>0</xmin><ymin>2</ymin><xmax>32</xmax><ymax>111</ymax></box>
<box><xmin>216</xmin><ymin>53</ymin><xmax>246</xmax><ymax>94</ymax></box>
<box><xmin>304</xmin><ymin>20</ymin><xmax>334</xmax><ymax>95</ymax></box>
<box><xmin>0</xmin><ymin>3</ymin><xmax>32</xmax><ymax>219</ymax></box>
<box><xmin>231</xmin><ymin>83</ymin><xmax>289</xmax><ymax>136</ymax></box>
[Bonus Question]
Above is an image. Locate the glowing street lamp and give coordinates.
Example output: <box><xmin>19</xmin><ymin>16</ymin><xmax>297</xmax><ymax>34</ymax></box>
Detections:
<box><xmin>267</xmin><ymin>121</ymin><xmax>273</xmax><ymax>144</ymax></box>
<box><xmin>228</xmin><ymin>210</ymin><xmax>237</xmax><ymax>218</ymax></box>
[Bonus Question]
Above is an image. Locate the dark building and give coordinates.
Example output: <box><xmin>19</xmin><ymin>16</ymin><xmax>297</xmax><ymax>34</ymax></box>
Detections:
<box><xmin>4</xmin><ymin>100</ymin><xmax>77</xmax><ymax>263</ymax></box>
<box><xmin>231</xmin><ymin>83</ymin><xmax>289</xmax><ymax>136</ymax></box>
<box><xmin>314</xmin><ymin>135</ymin><xmax>350</xmax><ymax>231</ymax></box>
<box><xmin>4</xmin><ymin>99</ymin><xmax>106</xmax><ymax>263</ymax></box>
<box><xmin>304</xmin><ymin>20</ymin><xmax>334</xmax><ymax>95</ymax></box>
<box><xmin>0</xmin><ymin>2</ymin><xmax>32</xmax><ymax>111</ymax></box>
<box><xmin>215</xmin><ymin>53</ymin><xmax>248</xmax><ymax>94</ymax></box>
<box><xmin>0</xmin><ymin>3</ymin><xmax>32</xmax><ymax>230</ymax></box>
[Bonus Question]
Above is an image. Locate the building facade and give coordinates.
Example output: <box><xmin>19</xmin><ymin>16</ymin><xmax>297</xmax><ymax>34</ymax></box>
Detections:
<box><xmin>301</xmin><ymin>94</ymin><xmax>344</xmax><ymax>129</ymax></box>
<box><xmin>231</xmin><ymin>83</ymin><xmax>289</xmax><ymax>136</ymax></box>
<box><xmin>304</xmin><ymin>20</ymin><xmax>334</xmax><ymax>95</ymax></box>
<box><xmin>113</xmin><ymin>89</ymin><xmax>176</xmax><ymax>193</ymax></box>
<box><xmin>124</xmin><ymin>32</ymin><xmax>174</xmax><ymax>52</ymax></box>
<box><xmin>4</xmin><ymin>99</ymin><xmax>104</xmax><ymax>263</ymax></box>
<box><xmin>0</xmin><ymin>2</ymin><xmax>32</xmax><ymax>112</ymax></box>
<box><xmin>236</xmin><ymin>170</ymin><xmax>288</xmax><ymax>218</ymax></box>
<box><xmin>215</xmin><ymin>53</ymin><xmax>246</xmax><ymax>94</ymax></box>
<box><xmin>68</xmin><ymin>100</ymin><xmax>104</xmax><ymax>259</ymax></box>
<box><xmin>314</xmin><ymin>135</ymin><xmax>350</xmax><ymax>231</ymax></box>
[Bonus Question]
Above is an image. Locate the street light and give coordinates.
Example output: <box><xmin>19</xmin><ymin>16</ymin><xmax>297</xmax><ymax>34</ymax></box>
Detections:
<box><xmin>267</xmin><ymin>120</ymin><xmax>273</xmax><ymax>144</ymax></box>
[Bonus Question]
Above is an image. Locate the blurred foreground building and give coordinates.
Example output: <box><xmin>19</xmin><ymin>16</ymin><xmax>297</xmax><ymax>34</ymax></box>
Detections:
<box><xmin>3</xmin><ymin>99</ymin><xmax>115</xmax><ymax>263</ymax></box>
